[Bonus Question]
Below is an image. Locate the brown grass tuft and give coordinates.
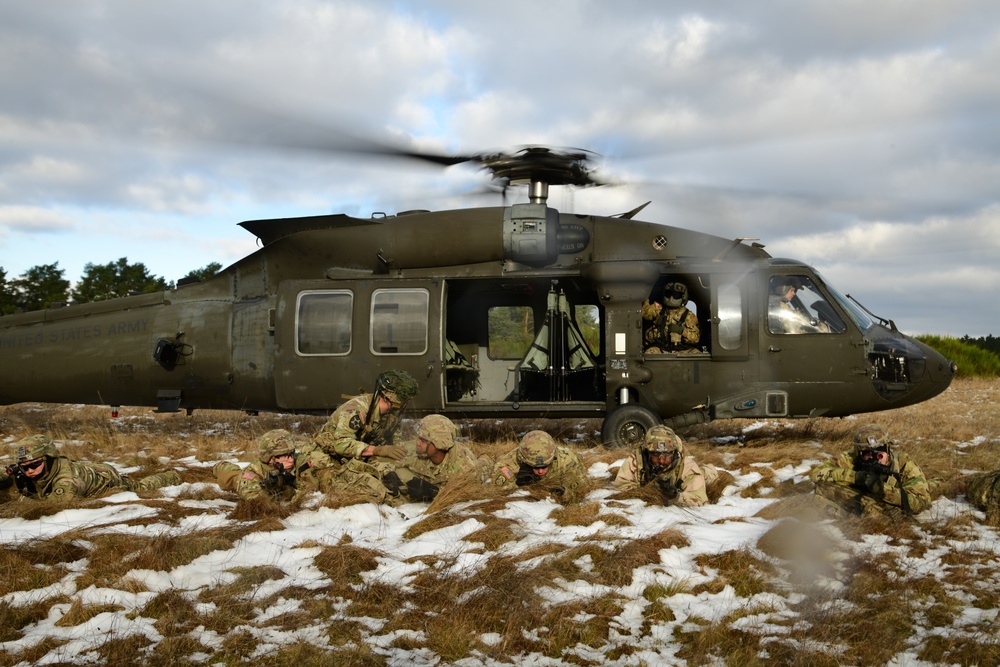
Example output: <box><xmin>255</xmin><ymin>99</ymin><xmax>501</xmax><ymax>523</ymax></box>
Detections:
<box><xmin>312</xmin><ymin>542</ymin><xmax>383</xmax><ymax>584</ymax></box>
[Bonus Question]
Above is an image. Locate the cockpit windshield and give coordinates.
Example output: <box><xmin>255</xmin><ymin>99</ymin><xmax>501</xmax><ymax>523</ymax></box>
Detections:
<box><xmin>767</xmin><ymin>274</ymin><xmax>847</xmax><ymax>334</ymax></box>
<box><xmin>815</xmin><ymin>272</ymin><xmax>875</xmax><ymax>332</ymax></box>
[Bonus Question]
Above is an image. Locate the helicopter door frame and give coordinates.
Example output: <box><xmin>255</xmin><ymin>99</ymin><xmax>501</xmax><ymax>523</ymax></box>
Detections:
<box><xmin>273</xmin><ymin>278</ymin><xmax>444</xmax><ymax>411</ymax></box>
<box><xmin>759</xmin><ymin>270</ymin><xmax>859</xmax><ymax>391</ymax></box>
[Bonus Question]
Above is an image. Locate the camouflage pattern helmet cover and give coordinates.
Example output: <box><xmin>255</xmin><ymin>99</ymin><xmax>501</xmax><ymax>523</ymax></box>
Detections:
<box><xmin>852</xmin><ymin>424</ymin><xmax>892</xmax><ymax>461</ymax></box>
<box><xmin>257</xmin><ymin>429</ymin><xmax>298</xmax><ymax>463</ymax></box>
<box><xmin>853</xmin><ymin>424</ymin><xmax>888</xmax><ymax>446</ymax></box>
<box><xmin>517</xmin><ymin>430</ymin><xmax>557</xmax><ymax>467</ymax></box>
<box><xmin>662</xmin><ymin>281</ymin><xmax>689</xmax><ymax>308</ymax></box>
<box><xmin>376</xmin><ymin>369</ymin><xmax>419</xmax><ymax>405</ymax></box>
<box><xmin>16</xmin><ymin>434</ymin><xmax>57</xmax><ymax>462</ymax></box>
<box><xmin>642</xmin><ymin>425</ymin><xmax>682</xmax><ymax>454</ymax></box>
<box><xmin>417</xmin><ymin>414</ymin><xmax>459</xmax><ymax>451</ymax></box>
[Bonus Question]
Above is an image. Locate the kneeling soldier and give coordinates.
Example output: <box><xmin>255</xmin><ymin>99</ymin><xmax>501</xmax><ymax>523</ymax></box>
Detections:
<box><xmin>215</xmin><ymin>429</ymin><xmax>316</xmax><ymax>501</ymax></box>
<box><xmin>5</xmin><ymin>434</ymin><xmax>180</xmax><ymax>501</ymax></box>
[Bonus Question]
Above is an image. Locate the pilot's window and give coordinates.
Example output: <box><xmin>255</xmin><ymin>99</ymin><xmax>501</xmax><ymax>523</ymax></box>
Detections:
<box><xmin>488</xmin><ymin>306</ymin><xmax>534</xmax><ymax>359</ymax></box>
<box><xmin>371</xmin><ymin>288</ymin><xmax>429</xmax><ymax>355</ymax></box>
<box><xmin>297</xmin><ymin>291</ymin><xmax>353</xmax><ymax>356</ymax></box>
<box><xmin>717</xmin><ymin>283</ymin><xmax>743</xmax><ymax>350</ymax></box>
<box><xmin>768</xmin><ymin>276</ymin><xmax>846</xmax><ymax>335</ymax></box>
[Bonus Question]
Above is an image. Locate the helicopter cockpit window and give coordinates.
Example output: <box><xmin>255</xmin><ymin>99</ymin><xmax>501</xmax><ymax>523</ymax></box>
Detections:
<box><xmin>296</xmin><ymin>291</ymin><xmax>353</xmax><ymax>356</ymax></box>
<box><xmin>767</xmin><ymin>276</ymin><xmax>846</xmax><ymax>335</ymax></box>
<box><xmin>371</xmin><ymin>288</ymin><xmax>429</xmax><ymax>355</ymax></box>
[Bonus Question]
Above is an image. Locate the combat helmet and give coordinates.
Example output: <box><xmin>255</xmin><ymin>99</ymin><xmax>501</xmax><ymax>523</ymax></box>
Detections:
<box><xmin>517</xmin><ymin>430</ymin><xmax>557</xmax><ymax>468</ymax></box>
<box><xmin>851</xmin><ymin>424</ymin><xmax>893</xmax><ymax>463</ymax></box>
<box><xmin>376</xmin><ymin>370</ymin><xmax>419</xmax><ymax>405</ymax></box>
<box><xmin>15</xmin><ymin>434</ymin><xmax>58</xmax><ymax>463</ymax></box>
<box><xmin>771</xmin><ymin>280</ymin><xmax>797</xmax><ymax>299</ymax></box>
<box><xmin>417</xmin><ymin>414</ymin><xmax>459</xmax><ymax>451</ymax></box>
<box><xmin>853</xmin><ymin>424</ymin><xmax>888</xmax><ymax>447</ymax></box>
<box><xmin>257</xmin><ymin>429</ymin><xmax>298</xmax><ymax>464</ymax></box>
<box><xmin>642</xmin><ymin>425</ymin><xmax>682</xmax><ymax>473</ymax></box>
<box><xmin>663</xmin><ymin>281</ymin><xmax>689</xmax><ymax>308</ymax></box>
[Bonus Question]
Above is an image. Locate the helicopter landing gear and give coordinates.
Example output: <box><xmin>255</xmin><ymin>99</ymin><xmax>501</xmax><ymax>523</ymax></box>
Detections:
<box><xmin>601</xmin><ymin>403</ymin><xmax>660</xmax><ymax>448</ymax></box>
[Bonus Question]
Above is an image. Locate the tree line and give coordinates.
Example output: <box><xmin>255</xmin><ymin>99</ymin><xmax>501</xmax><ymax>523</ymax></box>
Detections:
<box><xmin>961</xmin><ymin>335</ymin><xmax>1000</xmax><ymax>357</ymax></box>
<box><xmin>0</xmin><ymin>259</ymin><xmax>221</xmax><ymax>315</ymax></box>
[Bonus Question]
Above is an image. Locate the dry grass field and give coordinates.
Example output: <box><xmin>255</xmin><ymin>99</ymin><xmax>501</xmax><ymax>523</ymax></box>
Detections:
<box><xmin>1</xmin><ymin>378</ymin><xmax>998</xmax><ymax>666</ymax></box>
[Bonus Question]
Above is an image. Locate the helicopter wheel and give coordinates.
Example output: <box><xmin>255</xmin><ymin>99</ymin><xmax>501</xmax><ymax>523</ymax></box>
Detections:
<box><xmin>601</xmin><ymin>404</ymin><xmax>661</xmax><ymax>449</ymax></box>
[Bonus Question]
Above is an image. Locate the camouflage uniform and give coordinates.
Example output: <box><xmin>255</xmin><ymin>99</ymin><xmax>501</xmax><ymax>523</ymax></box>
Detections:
<box><xmin>308</xmin><ymin>370</ymin><xmax>419</xmax><ymax>460</ymax></box>
<box><xmin>215</xmin><ymin>429</ymin><xmax>317</xmax><ymax>501</ymax></box>
<box><xmin>492</xmin><ymin>431</ymin><xmax>588</xmax><ymax>502</ymax></box>
<box><xmin>964</xmin><ymin>469</ymin><xmax>1000</xmax><ymax>519</ymax></box>
<box><xmin>642</xmin><ymin>281</ymin><xmax>700</xmax><ymax>353</ymax></box>
<box><xmin>613</xmin><ymin>425</ymin><xmax>711</xmax><ymax>507</ymax></box>
<box><xmin>384</xmin><ymin>414</ymin><xmax>486</xmax><ymax>502</ymax></box>
<box><xmin>7</xmin><ymin>434</ymin><xmax>180</xmax><ymax>501</ymax></box>
<box><xmin>810</xmin><ymin>426</ymin><xmax>931</xmax><ymax>517</ymax></box>
<box><xmin>304</xmin><ymin>370</ymin><xmax>419</xmax><ymax>503</ymax></box>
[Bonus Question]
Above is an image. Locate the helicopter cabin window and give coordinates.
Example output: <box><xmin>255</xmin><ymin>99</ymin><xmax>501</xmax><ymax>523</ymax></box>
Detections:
<box><xmin>296</xmin><ymin>290</ymin><xmax>353</xmax><ymax>356</ymax></box>
<box><xmin>371</xmin><ymin>288</ymin><xmax>429</xmax><ymax>355</ymax></box>
<box><xmin>487</xmin><ymin>306</ymin><xmax>535</xmax><ymax>359</ymax></box>
<box><xmin>717</xmin><ymin>283</ymin><xmax>743</xmax><ymax>350</ymax></box>
<box><xmin>642</xmin><ymin>278</ymin><xmax>704</xmax><ymax>354</ymax></box>
<box><xmin>767</xmin><ymin>276</ymin><xmax>846</xmax><ymax>335</ymax></box>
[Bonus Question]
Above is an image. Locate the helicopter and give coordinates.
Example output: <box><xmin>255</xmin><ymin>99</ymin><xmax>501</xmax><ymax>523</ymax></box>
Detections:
<box><xmin>0</xmin><ymin>144</ymin><xmax>957</xmax><ymax>448</ymax></box>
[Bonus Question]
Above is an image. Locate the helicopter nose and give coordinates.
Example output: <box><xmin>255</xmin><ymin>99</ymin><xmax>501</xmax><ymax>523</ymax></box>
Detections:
<box><xmin>914</xmin><ymin>340</ymin><xmax>957</xmax><ymax>400</ymax></box>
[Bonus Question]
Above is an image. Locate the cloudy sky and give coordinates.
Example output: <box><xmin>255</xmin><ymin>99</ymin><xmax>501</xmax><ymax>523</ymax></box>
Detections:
<box><xmin>1</xmin><ymin>1</ymin><xmax>998</xmax><ymax>337</ymax></box>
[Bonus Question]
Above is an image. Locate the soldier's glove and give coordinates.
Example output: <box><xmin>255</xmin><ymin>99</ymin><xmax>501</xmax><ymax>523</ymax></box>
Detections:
<box><xmin>406</xmin><ymin>478</ymin><xmax>440</xmax><ymax>502</ymax></box>
<box><xmin>853</xmin><ymin>470</ymin><xmax>886</xmax><ymax>496</ymax></box>
<box><xmin>515</xmin><ymin>463</ymin><xmax>541</xmax><ymax>486</ymax></box>
<box><xmin>656</xmin><ymin>477</ymin><xmax>681</xmax><ymax>501</ymax></box>
<box><xmin>261</xmin><ymin>472</ymin><xmax>280</xmax><ymax>489</ymax></box>
<box><xmin>371</xmin><ymin>445</ymin><xmax>406</xmax><ymax>461</ymax></box>
<box><xmin>381</xmin><ymin>471</ymin><xmax>404</xmax><ymax>496</ymax></box>
<box><xmin>668</xmin><ymin>323</ymin><xmax>684</xmax><ymax>336</ymax></box>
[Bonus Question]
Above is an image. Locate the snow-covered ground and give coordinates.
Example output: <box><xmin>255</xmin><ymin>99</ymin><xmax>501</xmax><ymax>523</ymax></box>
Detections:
<box><xmin>2</xmin><ymin>436</ymin><xmax>998</xmax><ymax>666</ymax></box>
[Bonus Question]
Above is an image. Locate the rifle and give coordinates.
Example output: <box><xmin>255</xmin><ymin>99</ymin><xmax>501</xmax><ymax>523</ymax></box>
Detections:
<box><xmin>656</xmin><ymin>477</ymin><xmax>681</xmax><ymax>502</ymax></box>
<box><xmin>2</xmin><ymin>464</ymin><xmax>20</xmax><ymax>491</ymax></box>
<box><xmin>851</xmin><ymin>456</ymin><xmax>910</xmax><ymax>513</ymax></box>
<box><xmin>261</xmin><ymin>461</ymin><xmax>296</xmax><ymax>491</ymax></box>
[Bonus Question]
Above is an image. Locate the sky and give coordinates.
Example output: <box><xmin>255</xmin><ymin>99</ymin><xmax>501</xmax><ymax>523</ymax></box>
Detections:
<box><xmin>1</xmin><ymin>0</ymin><xmax>998</xmax><ymax>337</ymax></box>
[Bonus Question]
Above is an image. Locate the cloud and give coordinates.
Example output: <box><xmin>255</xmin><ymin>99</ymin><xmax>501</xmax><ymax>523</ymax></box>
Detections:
<box><xmin>0</xmin><ymin>1</ymin><xmax>997</xmax><ymax>335</ymax></box>
<box><xmin>0</xmin><ymin>205</ymin><xmax>75</xmax><ymax>233</ymax></box>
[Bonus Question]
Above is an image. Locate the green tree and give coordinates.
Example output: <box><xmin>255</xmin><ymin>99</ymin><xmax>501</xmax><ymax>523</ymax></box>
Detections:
<box><xmin>71</xmin><ymin>257</ymin><xmax>172</xmax><ymax>303</ymax></box>
<box><xmin>11</xmin><ymin>263</ymin><xmax>70</xmax><ymax>312</ymax></box>
<box><xmin>180</xmin><ymin>262</ymin><xmax>222</xmax><ymax>284</ymax></box>
<box><xmin>0</xmin><ymin>266</ymin><xmax>14</xmax><ymax>315</ymax></box>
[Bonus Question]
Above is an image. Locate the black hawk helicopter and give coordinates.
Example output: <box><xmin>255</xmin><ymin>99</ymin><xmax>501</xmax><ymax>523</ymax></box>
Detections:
<box><xmin>0</xmin><ymin>144</ymin><xmax>956</xmax><ymax>447</ymax></box>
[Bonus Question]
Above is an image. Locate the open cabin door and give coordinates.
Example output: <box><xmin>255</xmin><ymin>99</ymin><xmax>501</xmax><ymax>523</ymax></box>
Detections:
<box><xmin>515</xmin><ymin>283</ymin><xmax>600</xmax><ymax>402</ymax></box>
<box><xmin>274</xmin><ymin>279</ymin><xmax>444</xmax><ymax>411</ymax></box>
